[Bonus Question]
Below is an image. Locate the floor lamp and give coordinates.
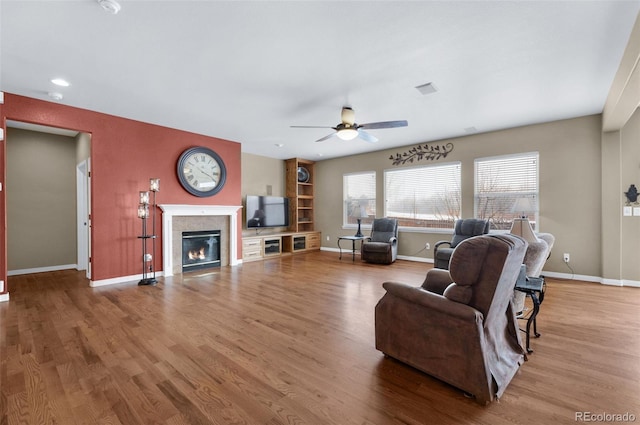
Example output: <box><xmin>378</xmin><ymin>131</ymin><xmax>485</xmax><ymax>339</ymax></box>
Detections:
<box><xmin>149</xmin><ymin>178</ymin><xmax>160</xmax><ymax>283</ymax></box>
<box><xmin>137</xmin><ymin>178</ymin><xmax>159</xmax><ymax>286</ymax></box>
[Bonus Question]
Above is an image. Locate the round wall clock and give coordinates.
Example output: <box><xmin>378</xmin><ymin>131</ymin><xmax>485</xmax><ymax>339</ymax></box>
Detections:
<box><xmin>177</xmin><ymin>146</ymin><xmax>227</xmax><ymax>197</ymax></box>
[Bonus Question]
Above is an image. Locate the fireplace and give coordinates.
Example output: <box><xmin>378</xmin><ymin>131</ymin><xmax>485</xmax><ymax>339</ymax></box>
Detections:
<box><xmin>159</xmin><ymin>205</ymin><xmax>242</xmax><ymax>277</ymax></box>
<box><xmin>182</xmin><ymin>230</ymin><xmax>221</xmax><ymax>272</ymax></box>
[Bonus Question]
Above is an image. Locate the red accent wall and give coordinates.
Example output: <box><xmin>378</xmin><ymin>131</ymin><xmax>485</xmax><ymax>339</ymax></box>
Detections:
<box><xmin>0</xmin><ymin>93</ymin><xmax>242</xmax><ymax>285</ymax></box>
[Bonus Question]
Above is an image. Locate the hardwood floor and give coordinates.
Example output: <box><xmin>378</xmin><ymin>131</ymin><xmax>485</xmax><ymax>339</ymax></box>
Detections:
<box><xmin>1</xmin><ymin>251</ymin><xmax>639</xmax><ymax>424</ymax></box>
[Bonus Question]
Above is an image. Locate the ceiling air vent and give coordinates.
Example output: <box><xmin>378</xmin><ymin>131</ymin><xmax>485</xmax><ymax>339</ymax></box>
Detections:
<box><xmin>415</xmin><ymin>82</ymin><xmax>438</xmax><ymax>96</ymax></box>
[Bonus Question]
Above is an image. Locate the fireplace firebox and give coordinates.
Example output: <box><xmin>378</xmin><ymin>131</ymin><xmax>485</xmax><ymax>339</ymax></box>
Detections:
<box><xmin>182</xmin><ymin>230</ymin><xmax>221</xmax><ymax>272</ymax></box>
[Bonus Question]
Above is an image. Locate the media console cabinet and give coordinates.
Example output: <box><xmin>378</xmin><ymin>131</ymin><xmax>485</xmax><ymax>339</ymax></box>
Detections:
<box><xmin>242</xmin><ymin>231</ymin><xmax>321</xmax><ymax>262</ymax></box>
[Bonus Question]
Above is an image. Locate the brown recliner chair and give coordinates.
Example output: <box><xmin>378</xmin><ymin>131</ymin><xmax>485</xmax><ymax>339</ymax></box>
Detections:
<box><xmin>375</xmin><ymin>234</ymin><xmax>527</xmax><ymax>404</ymax></box>
<box><xmin>361</xmin><ymin>218</ymin><xmax>398</xmax><ymax>264</ymax></box>
<box><xmin>433</xmin><ymin>218</ymin><xmax>490</xmax><ymax>269</ymax></box>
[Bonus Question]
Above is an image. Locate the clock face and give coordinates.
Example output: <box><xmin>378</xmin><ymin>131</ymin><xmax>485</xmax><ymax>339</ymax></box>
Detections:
<box><xmin>177</xmin><ymin>147</ymin><xmax>227</xmax><ymax>197</ymax></box>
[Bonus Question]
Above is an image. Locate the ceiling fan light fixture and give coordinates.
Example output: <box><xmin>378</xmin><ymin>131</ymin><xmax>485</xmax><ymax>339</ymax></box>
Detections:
<box><xmin>337</xmin><ymin>128</ymin><xmax>358</xmax><ymax>140</ymax></box>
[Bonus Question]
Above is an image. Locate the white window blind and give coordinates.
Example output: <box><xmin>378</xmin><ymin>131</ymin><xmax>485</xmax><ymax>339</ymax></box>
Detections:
<box><xmin>343</xmin><ymin>172</ymin><xmax>376</xmax><ymax>226</ymax></box>
<box><xmin>474</xmin><ymin>152</ymin><xmax>539</xmax><ymax>230</ymax></box>
<box><xmin>384</xmin><ymin>163</ymin><xmax>461</xmax><ymax>230</ymax></box>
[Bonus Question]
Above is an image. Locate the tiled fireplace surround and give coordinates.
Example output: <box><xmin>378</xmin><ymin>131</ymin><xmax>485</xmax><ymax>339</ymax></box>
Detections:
<box><xmin>159</xmin><ymin>205</ymin><xmax>242</xmax><ymax>277</ymax></box>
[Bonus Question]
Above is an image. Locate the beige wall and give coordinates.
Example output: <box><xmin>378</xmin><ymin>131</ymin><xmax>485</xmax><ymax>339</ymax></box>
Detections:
<box><xmin>75</xmin><ymin>132</ymin><xmax>91</xmax><ymax>164</ymax></box>
<box><xmin>601</xmin><ymin>110</ymin><xmax>640</xmax><ymax>283</ymax></box>
<box><xmin>314</xmin><ymin>115</ymin><xmax>603</xmax><ymax>276</ymax></box>
<box><xmin>619</xmin><ymin>108</ymin><xmax>640</xmax><ymax>280</ymax></box>
<box><xmin>241</xmin><ymin>152</ymin><xmax>287</xmax><ymax>234</ymax></box>
<box><xmin>601</xmin><ymin>12</ymin><xmax>640</xmax><ymax>284</ymax></box>
<box><xmin>6</xmin><ymin>128</ymin><xmax>77</xmax><ymax>271</ymax></box>
<box><xmin>601</xmin><ymin>130</ymin><xmax>623</xmax><ymax>280</ymax></box>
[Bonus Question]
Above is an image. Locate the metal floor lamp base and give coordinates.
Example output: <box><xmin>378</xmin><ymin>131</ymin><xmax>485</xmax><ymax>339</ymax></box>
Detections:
<box><xmin>138</xmin><ymin>278</ymin><xmax>157</xmax><ymax>286</ymax></box>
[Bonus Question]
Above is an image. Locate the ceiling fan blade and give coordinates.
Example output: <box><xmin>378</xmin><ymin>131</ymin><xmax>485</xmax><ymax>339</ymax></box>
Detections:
<box><xmin>291</xmin><ymin>125</ymin><xmax>334</xmax><ymax>129</ymax></box>
<box><xmin>315</xmin><ymin>132</ymin><xmax>337</xmax><ymax>143</ymax></box>
<box><xmin>357</xmin><ymin>129</ymin><xmax>378</xmax><ymax>143</ymax></box>
<box><xmin>359</xmin><ymin>120</ymin><xmax>408</xmax><ymax>130</ymax></box>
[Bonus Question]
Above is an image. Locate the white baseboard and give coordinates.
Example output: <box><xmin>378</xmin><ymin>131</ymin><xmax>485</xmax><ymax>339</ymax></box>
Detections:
<box><xmin>4</xmin><ymin>252</ymin><xmax>638</xmax><ymax>292</ymax></box>
<box><xmin>526</xmin><ymin>271</ymin><xmax>640</xmax><ymax>287</ymax></box>
<box><xmin>541</xmin><ymin>271</ymin><xmax>601</xmax><ymax>283</ymax></box>
<box><xmin>321</xmin><ymin>247</ymin><xmax>433</xmax><ymax>263</ymax></box>
<box><xmin>321</xmin><ymin>247</ymin><xmax>343</xmax><ymax>253</ymax></box>
<box><xmin>8</xmin><ymin>264</ymin><xmax>77</xmax><ymax>276</ymax></box>
<box><xmin>322</xmin><ymin>248</ymin><xmax>638</xmax><ymax>287</ymax></box>
<box><xmin>90</xmin><ymin>271</ymin><xmax>165</xmax><ymax>287</ymax></box>
<box><xmin>397</xmin><ymin>255</ymin><xmax>433</xmax><ymax>263</ymax></box>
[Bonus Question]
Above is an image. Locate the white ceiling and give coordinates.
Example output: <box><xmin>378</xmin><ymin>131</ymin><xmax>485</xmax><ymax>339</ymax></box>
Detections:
<box><xmin>2</xmin><ymin>1</ymin><xmax>639</xmax><ymax>161</ymax></box>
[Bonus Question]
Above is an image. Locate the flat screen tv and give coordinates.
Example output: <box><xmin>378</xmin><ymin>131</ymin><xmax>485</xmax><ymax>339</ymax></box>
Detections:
<box><xmin>246</xmin><ymin>195</ymin><xmax>290</xmax><ymax>228</ymax></box>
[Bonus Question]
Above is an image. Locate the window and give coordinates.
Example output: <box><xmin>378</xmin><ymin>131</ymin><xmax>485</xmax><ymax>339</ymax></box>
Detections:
<box><xmin>474</xmin><ymin>152</ymin><xmax>539</xmax><ymax>230</ymax></box>
<box><xmin>384</xmin><ymin>163</ymin><xmax>461</xmax><ymax>230</ymax></box>
<box><xmin>343</xmin><ymin>172</ymin><xmax>376</xmax><ymax>227</ymax></box>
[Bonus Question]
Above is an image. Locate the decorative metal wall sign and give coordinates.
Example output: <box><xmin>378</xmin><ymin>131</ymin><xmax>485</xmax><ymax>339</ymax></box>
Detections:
<box><xmin>624</xmin><ymin>184</ymin><xmax>638</xmax><ymax>205</ymax></box>
<box><xmin>389</xmin><ymin>142</ymin><xmax>454</xmax><ymax>165</ymax></box>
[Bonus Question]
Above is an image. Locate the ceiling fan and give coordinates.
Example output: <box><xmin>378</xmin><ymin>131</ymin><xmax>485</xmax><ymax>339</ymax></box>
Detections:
<box><xmin>291</xmin><ymin>106</ymin><xmax>408</xmax><ymax>143</ymax></box>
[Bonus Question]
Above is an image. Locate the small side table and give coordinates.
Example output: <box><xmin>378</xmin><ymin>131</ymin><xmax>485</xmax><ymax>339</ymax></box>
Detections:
<box><xmin>515</xmin><ymin>276</ymin><xmax>545</xmax><ymax>353</ymax></box>
<box><xmin>338</xmin><ymin>236</ymin><xmax>366</xmax><ymax>262</ymax></box>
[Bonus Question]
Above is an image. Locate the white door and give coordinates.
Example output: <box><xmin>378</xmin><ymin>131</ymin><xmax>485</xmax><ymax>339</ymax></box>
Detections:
<box><xmin>76</xmin><ymin>159</ymin><xmax>91</xmax><ymax>278</ymax></box>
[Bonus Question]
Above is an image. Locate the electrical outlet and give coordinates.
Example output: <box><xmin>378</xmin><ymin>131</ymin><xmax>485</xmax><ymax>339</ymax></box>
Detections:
<box><xmin>425</xmin><ymin>242</ymin><xmax>430</xmax><ymax>250</ymax></box>
<box><xmin>563</xmin><ymin>253</ymin><xmax>570</xmax><ymax>263</ymax></box>
<box><xmin>326</xmin><ymin>236</ymin><xmax>330</xmax><ymax>241</ymax></box>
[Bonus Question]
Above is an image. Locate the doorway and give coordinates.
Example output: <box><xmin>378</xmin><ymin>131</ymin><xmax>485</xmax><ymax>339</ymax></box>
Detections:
<box><xmin>6</xmin><ymin>121</ymin><xmax>91</xmax><ymax>279</ymax></box>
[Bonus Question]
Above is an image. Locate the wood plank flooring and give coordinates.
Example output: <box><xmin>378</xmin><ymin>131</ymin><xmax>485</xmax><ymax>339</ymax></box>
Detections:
<box><xmin>1</xmin><ymin>251</ymin><xmax>639</xmax><ymax>424</ymax></box>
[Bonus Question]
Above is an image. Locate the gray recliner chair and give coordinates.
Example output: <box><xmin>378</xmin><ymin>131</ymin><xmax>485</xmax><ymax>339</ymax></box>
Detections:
<box><xmin>433</xmin><ymin>218</ymin><xmax>490</xmax><ymax>269</ymax></box>
<box><xmin>361</xmin><ymin>218</ymin><xmax>399</xmax><ymax>264</ymax></box>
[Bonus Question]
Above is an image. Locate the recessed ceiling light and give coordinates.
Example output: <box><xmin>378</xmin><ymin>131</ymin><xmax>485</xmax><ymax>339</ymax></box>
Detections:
<box><xmin>51</xmin><ymin>78</ymin><xmax>70</xmax><ymax>87</ymax></box>
<box><xmin>275</xmin><ymin>143</ymin><xmax>284</xmax><ymax>148</ymax></box>
<box><xmin>48</xmin><ymin>92</ymin><xmax>63</xmax><ymax>101</ymax></box>
<box><xmin>97</xmin><ymin>0</ymin><xmax>121</xmax><ymax>14</ymax></box>
<box><xmin>415</xmin><ymin>82</ymin><xmax>438</xmax><ymax>96</ymax></box>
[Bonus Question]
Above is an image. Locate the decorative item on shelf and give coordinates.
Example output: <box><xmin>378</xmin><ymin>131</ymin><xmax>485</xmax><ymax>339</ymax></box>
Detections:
<box><xmin>624</xmin><ymin>184</ymin><xmax>638</xmax><ymax>205</ymax></box>
<box><xmin>389</xmin><ymin>142</ymin><xmax>454</xmax><ymax>165</ymax></box>
<box><xmin>137</xmin><ymin>179</ymin><xmax>160</xmax><ymax>286</ymax></box>
<box><xmin>297</xmin><ymin>166</ymin><xmax>310</xmax><ymax>183</ymax></box>
<box><xmin>509</xmin><ymin>196</ymin><xmax>538</xmax><ymax>243</ymax></box>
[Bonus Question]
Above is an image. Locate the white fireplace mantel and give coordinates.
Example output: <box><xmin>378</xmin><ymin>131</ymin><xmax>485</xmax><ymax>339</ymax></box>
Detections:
<box><xmin>159</xmin><ymin>204</ymin><xmax>242</xmax><ymax>277</ymax></box>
